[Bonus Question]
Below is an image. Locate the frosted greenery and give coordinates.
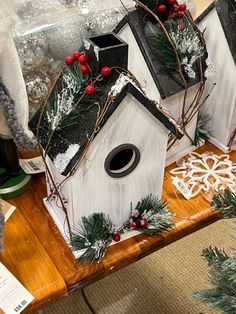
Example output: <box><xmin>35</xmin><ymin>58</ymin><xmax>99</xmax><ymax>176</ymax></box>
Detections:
<box><xmin>71</xmin><ymin>195</ymin><xmax>174</xmax><ymax>263</ymax></box>
<box><xmin>211</xmin><ymin>189</ymin><xmax>236</xmax><ymax>219</ymax></box>
<box><xmin>193</xmin><ymin>246</ymin><xmax>236</xmax><ymax>314</ymax></box>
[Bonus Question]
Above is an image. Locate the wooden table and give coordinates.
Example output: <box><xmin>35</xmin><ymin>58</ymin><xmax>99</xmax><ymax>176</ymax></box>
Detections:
<box><xmin>0</xmin><ymin>142</ymin><xmax>235</xmax><ymax>313</ymax></box>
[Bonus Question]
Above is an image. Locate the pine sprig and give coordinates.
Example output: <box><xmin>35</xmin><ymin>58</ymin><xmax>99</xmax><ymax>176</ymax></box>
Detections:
<box><xmin>130</xmin><ymin>195</ymin><xmax>174</xmax><ymax>235</ymax></box>
<box><xmin>211</xmin><ymin>189</ymin><xmax>236</xmax><ymax>219</ymax></box>
<box><xmin>70</xmin><ymin>195</ymin><xmax>174</xmax><ymax>263</ymax></box>
<box><xmin>194</xmin><ymin>111</ymin><xmax>212</xmax><ymax>146</ymax></box>
<box><xmin>135</xmin><ymin>194</ymin><xmax>165</xmax><ymax>213</ymax></box>
<box><xmin>57</xmin><ymin>99</ymin><xmax>99</xmax><ymax>131</ymax></box>
<box><xmin>193</xmin><ymin>246</ymin><xmax>236</xmax><ymax>314</ymax></box>
<box><xmin>71</xmin><ymin>213</ymin><xmax>114</xmax><ymax>263</ymax></box>
<box><xmin>45</xmin><ymin>64</ymin><xmax>100</xmax><ymax>132</ymax></box>
<box><xmin>150</xmin><ymin>19</ymin><xmax>206</xmax><ymax>78</ymax></box>
<box><xmin>193</xmin><ymin>289</ymin><xmax>236</xmax><ymax>314</ymax></box>
<box><xmin>147</xmin><ymin>22</ymin><xmax>177</xmax><ymax>72</ymax></box>
<box><xmin>202</xmin><ymin>246</ymin><xmax>229</xmax><ymax>268</ymax></box>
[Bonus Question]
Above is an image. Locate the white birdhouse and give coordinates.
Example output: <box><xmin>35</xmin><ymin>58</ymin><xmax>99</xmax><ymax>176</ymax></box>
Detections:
<box><xmin>31</xmin><ymin>33</ymin><xmax>183</xmax><ymax>241</ymax></box>
<box><xmin>197</xmin><ymin>0</ymin><xmax>236</xmax><ymax>152</ymax></box>
<box><xmin>114</xmin><ymin>6</ymin><xmax>209</xmax><ymax>165</ymax></box>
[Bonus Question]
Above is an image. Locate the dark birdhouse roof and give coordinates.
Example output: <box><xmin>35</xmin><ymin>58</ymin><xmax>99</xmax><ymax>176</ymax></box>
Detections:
<box><xmin>30</xmin><ymin>73</ymin><xmax>183</xmax><ymax>176</ymax></box>
<box><xmin>196</xmin><ymin>0</ymin><xmax>236</xmax><ymax>65</ymax></box>
<box><xmin>113</xmin><ymin>9</ymin><xmax>207</xmax><ymax>99</ymax></box>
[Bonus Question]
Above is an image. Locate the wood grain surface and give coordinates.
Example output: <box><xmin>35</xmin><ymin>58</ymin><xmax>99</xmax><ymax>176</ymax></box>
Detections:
<box><xmin>0</xmin><ymin>208</ymin><xmax>66</xmax><ymax>312</ymax></box>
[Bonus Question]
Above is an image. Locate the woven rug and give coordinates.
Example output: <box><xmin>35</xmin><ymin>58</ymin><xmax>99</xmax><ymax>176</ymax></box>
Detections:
<box><xmin>41</xmin><ymin>218</ymin><xmax>235</xmax><ymax>314</ymax></box>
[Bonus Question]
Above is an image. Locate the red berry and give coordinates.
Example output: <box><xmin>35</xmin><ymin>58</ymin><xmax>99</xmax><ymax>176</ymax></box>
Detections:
<box><xmin>80</xmin><ymin>65</ymin><xmax>90</xmax><ymax>74</ymax></box>
<box><xmin>101</xmin><ymin>66</ymin><xmax>111</xmax><ymax>77</ymax></box>
<box><xmin>72</xmin><ymin>51</ymin><xmax>81</xmax><ymax>60</ymax></box>
<box><xmin>178</xmin><ymin>23</ymin><xmax>185</xmax><ymax>31</ymax></box>
<box><xmin>65</xmin><ymin>56</ymin><xmax>73</xmax><ymax>65</ymax></box>
<box><xmin>168</xmin><ymin>0</ymin><xmax>176</xmax><ymax>4</ymax></box>
<box><xmin>112</xmin><ymin>233</ymin><xmax>121</xmax><ymax>242</ymax></box>
<box><xmin>172</xmin><ymin>4</ymin><xmax>179</xmax><ymax>13</ymax></box>
<box><xmin>85</xmin><ymin>84</ymin><xmax>95</xmax><ymax>95</ymax></box>
<box><xmin>177</xmin><ymin>11</ymin><xmax>185</xmax><ymax>18</ymax></box>
<box><xmin>157</xmin><ymin>4</ymin><xmax>167</xmax><ymax>13</ymax></box>
<box><xmin>78</xmin><ymin>54</ymin><xmax>88</xmax><ymax>65</ymax></box>
<box><xmin>130</xmin><ymin>222</ymin><xmax>137</xmax><ymax>229</ymax></box>
<box><xmin>179</xmin><ymin>3</ymin><xmax>187</xmax><ymax>11</ymax></box>
<box><xmin>140</xmin><ymin>219</ymin><xmax>148</xmax><ymax>228</ymax></box>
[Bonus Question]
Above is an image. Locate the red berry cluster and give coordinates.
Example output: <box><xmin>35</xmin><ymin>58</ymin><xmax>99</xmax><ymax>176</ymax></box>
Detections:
<box><xmin>65</xmin><ymin>51</ymin><xmax>112</xmax><ymax>96</ymax></box>
<box><xmin>85</xmin><ymin>66</ymin><xmax>112</xmax><ymax>95</ymax></box>
<box><xmin>130</xmin><ymin>218</ymin><xmax>148</xmax><ymax>230</ymax></box>
<box><xmin>157</xmin><ymin>1</ymin><xmax>187</xmax><ymax>19</ymax></box>
<box><xmin>128</xmin><ymin>209</ymin><xmax>149</xmax><ymax>230</ymax></box>
<box><xmin>65</xmin><ymin>51</ymin><xmax>90</xmax><ymax>73</ymax></box>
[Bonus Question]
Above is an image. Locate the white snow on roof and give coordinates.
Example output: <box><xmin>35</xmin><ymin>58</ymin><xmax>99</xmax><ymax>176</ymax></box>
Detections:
<box><xmin>53</xmin><ymin>144</ymin><xmax>80</xmax><ymax>174</ymax></box>
<box><xmin>109</xmin><ymin>74</ymin><xmax>135</xmax><ymax>97</ymax></box>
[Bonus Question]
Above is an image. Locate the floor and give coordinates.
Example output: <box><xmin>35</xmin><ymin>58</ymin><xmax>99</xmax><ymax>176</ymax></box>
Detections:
<box><xmin>41</xmin><ymin>218</ymin><xmax>235</xmax><ymax>313</ymax></box>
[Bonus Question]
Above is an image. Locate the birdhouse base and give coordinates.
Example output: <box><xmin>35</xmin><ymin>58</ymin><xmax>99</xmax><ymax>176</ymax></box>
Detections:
<box><xmin>43</xmin><ymin>197</ymin><xmax>142</xmax><ymax>259</ymax></box>
<box><xmin>0</xmin><ymin>170</ymin><xmax>31</xmax><ymax>200</ymax></box>
<box><xmin>208</xmin><ymin>136</ymin><xmax>235</xmax><ymax>154</ymax></box>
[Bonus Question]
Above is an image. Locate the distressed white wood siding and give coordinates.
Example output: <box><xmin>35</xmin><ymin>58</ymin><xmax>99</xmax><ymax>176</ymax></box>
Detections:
<box><xmin>161</xmin><ymin>84</ymin><xmax>200</xmax><ymax>163</ymax></box>
<box><xmin>118</xmin><ymin>24</ymin><xmax>200</xmax><ymax>161</ymax></box>
<box><xmin>47</xmin><ymin>93</ymin><xmax>169</xmax><ymax>230</ymax></box>
<box><xmin>118</xmin><ymin>24</ymin><xmax>162</xmax><ymax>101</ymax></box>
<box><xmin>166</xmin><ymin>113</ymin><xmax>198</xmax><ymax>165</ymax></box>
<box><xmin>198</xmin><ymin>9</ymin><xmax>236</xmax><ymax>151</ymax></box>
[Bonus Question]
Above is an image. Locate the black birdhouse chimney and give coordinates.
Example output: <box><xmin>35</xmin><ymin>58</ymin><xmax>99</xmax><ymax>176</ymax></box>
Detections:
<box><xmin>84</xmin><ymin>32</ymin><xmax>128</xmax><ymax>75</ymax></box>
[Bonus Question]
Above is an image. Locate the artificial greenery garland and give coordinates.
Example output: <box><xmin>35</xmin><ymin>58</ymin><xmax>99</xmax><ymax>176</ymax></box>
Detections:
<box><xmin>71</xmin><ymin>194</ymin><xmax>174</xmax><ymax>263</ymax></box>
<box><xmin>193</xmin><ymin>246</ymin><xmax>236</xmax><ymax>314</ymax></box>
<box><xmin>211</xmin><ymin>188</ymin><xmax>236</xmax><ymax>219</ymax></box>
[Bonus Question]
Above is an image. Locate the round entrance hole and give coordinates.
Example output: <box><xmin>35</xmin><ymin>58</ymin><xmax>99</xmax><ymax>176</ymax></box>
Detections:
<box><xmin>104</xmin><ymin>144</ymin><xmax>140</xmax><ymax>178</ymax></box>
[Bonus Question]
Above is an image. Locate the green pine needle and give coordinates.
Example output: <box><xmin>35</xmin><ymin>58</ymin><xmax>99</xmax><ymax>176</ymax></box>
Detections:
<box><xmin>193</xmin><ymin>289</ymin><xmax>236</xmax><ymax>314</ymax></box>
<box><xmin>71</xmin><ymin>213</ymin><xmax>114</xmax><ymax>263</ymax></box>
<box><xmin>194</xmin><ymin>111</ymin><xmax>212</xmax><ymax>146</ymax></box>
<box><xmin>71</xmin><ymin>195</ymin><xmax>174</xmax><ymax>263</ymax></box>
<box><xmin>148</xmin><ymin>19</ymin><xmax>205</xmax><ymax>77</ymax></box>
<box><xmin>202</xmin><ymin>246</ymin><xmax>229</xmax><ymax>268</ymax></box>
<box><xmin>131</xmin><ymin>194</ymin><xmax>174</xmax><ymax>235</ymax></box>
<box><xmin>193</xmin><ymin>246</ymin><xmax>236</xmax><ymax>314</ymax></box>
<box><xmin>147</xmin><ymin>22</ymin><xmax>177</xmax><ymax>72</ymax></box>
<box><xmin>135</xmin><ymin>194</ymin><xmax>166</xmax><ymax>213</ymax></box>
<box><xmin>211</xmin><ymin>189</ymin><xmax>236</xmax><ymax>219</ymax></box>
<box><xmin>57</xmin><ymin>100</ymin><xmax>99</xmax><ymax>131</ymax></box>
<box><xmin>45</xmin><ymin>64</ymin><xmax>100</xmax><ymax>132</ymax></box>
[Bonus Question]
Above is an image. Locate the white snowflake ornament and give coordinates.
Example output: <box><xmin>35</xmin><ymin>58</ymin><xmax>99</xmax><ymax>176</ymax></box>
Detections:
<box><xmin>170</xmin><ymin>152</ymin><xmax>236</xmax><ymax>198</ymax></box>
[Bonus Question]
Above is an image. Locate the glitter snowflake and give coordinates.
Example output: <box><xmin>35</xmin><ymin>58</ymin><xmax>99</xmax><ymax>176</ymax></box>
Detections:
<box><xmin>170</xmin><ymin>152</ymin><xmax>236</xmax><ymax>198</ymax></box>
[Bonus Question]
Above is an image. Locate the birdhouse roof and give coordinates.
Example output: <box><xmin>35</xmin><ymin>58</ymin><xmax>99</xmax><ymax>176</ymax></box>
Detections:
<box><xmin>196</xmin><ymin>0</ymin><xmax>236</xmax><ymax>65</ymax></box>
<box><xmin>114</xmin><ymin>9</ymin><xmax>207</xmax><ymax>99</ymax></box>
<box><xmin>30</xmin><ymin>73</ymin><xmax>183</xmax><ymax>176</ymax></box>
